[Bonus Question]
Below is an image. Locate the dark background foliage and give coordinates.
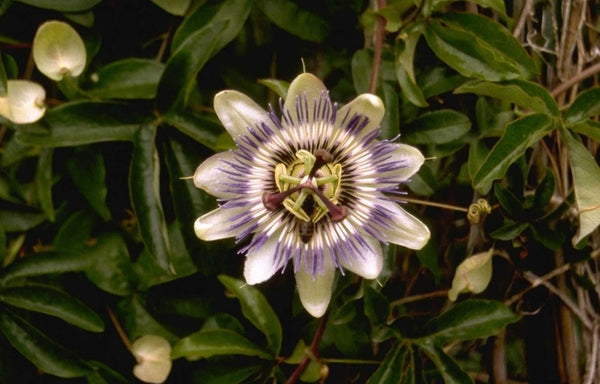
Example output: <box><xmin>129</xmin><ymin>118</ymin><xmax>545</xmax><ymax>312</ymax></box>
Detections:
<box><xmin>0</xmin><ymin>0</ymin><xmax>599</xmax><ymax>383</ymax></box>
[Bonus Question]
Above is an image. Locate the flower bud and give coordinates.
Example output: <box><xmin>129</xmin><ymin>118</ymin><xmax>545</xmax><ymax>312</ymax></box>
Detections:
<box><xmin>0</xmin><ymin>80</ymin><xmax>46</xmax><ymax>124</ymax></box>
<box><xmin>131</xmin><ymin>335</ymin><xmax>172</xmax><ymax>384</ymax></box>
<box><xmin>33</xmin><ymin>21</ymin><xmax>86</xmax><ymax>81</ymax></box>
<box><xmin>448</xmin><ymin>248</ymin><xmax>494</xmax><ymax>301</ymax></box>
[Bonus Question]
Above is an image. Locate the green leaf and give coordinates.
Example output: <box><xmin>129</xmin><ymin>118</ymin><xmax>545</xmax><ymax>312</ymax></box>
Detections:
<box><xmin>191</xmin><ymin>363</ymin><xmax>264</xmax><ymax>384</ymax></box>
<box><xmin>172</xmin><ymin>329</ymin><xmax>272</xmax><ymax>360</ymax></box>
<box><xmin>35</xmin><ymin>147</ymin><xmax>55</xmax><ymax>221</ymax></box>
<box><xmin>473</xmin><ymin>114</ymin><xmax>554</xmax><ymax>193</ymax></box>
<box><xmin>571</xmin><ymin>120</ymin><xmax>600</xmax><ymax>141</ymax></box>
<box><xmin>149</xmin><ymin>0</ymin><xmax>190</xmax><ymax>15</ymax></box>
<box><xmin>218</xmin><ymin>275</ymin><xmax>282</xmax><ymax>355</ymax></box>
<box><xmin>364</xmin><ymin>285</ymin><xmax>390</xmax><ymax>326</ymax></box>
<box><xmin>15</xmin><ymin>0</ymin><xmax>101</xmax><ymax>12</ymax></box>
<box><xmin>425</xmin><ymin>13</ymin><xmax>537</xmax><ymax>81</ymax></box>
<box><xmin>395</xmin><ymin>25</ymin><xmax>427</xmax><ymax>107</ymax></box>
<box><xmin>455</xmin><ymin>79</ymin><xmax>559</xmax><ymax>116</ymax></box>
<box><xmin>351</xmin><ymin>49</ymin><xmax>372</xmax><ymax>95</ymax></box>
<box><xmin>157</xmin><ymin>21</ymin><xmax>226</xmax><ymax>113</ymax></box>
<box><xmin>16</xmin><ymin>101</ymin><xmax>150</xmax><ymax>147</ymax></box>
<box><xmin>85</xmin><ymin>59</ymin><xmax>164</xmax><ymax>100</ymax></box>
<box><xmin>417</xmin><ymin>342</ymin><xmax>474</xmax><ymax>384</ymax></box>
<box><xmin>468</xmin><ymin>139</ymin><xmax>489</xmax><ymax>183</ymax></box>
<box><xmin>257</xmin><ymin>78</ymin><xmax>289</xmax><ymax>99</ymax></box>
<box><xmin>163</xmin><ymin>108</ymin><xmax>232</xmax><ymax>150</ymax></box>
<box><xmin>563</xmin><ymin>129</ymin><xmax>600</xmax><ymax>245</ymax></box>
<box><xmin>82</xmin><ymin>233</ymin><xmax>135</xmax><ymax>296</ymax></box>
<box><xmin>255</xmin><ymin>0</ymin><xmax>329</xmax><ymax>42</ymax></box>
<box><xmin>130</xmin><ymin>124</ymin><xmax>173</xmax><ymax>274</ymax></box>
<box><xmin>159</xmin><ymin>0</ymin><xmax>251</xmax><ymax>112</ymax></box>
<box><xmin>0</xmin><ymin>285</ymin><xmax>104</xmax><ymax>332</ymax></box>
<box><xmin>0</xmin><ymin>250</ymin><xmax>91</xmax><ymax>284</ymax></box>
<box><xmin>0</xmin><ymin>51</ymin><xmax>7</xmax><ymax>97</ymax></box>
<box><xmin>53</xmin><ymin>210</ymin><xmax>94</xmax><ymax>251</ymax></box>
<box><xmin>490</xmin><ymin>220</ymin><xmax>529</xmax><ymax>241</ymax></box>
<box><xmin>171</xmin><ymin>0</ymin><xmax>252</xmax><ymax>53</ymax></box>
<box><xmin>564</xmin><ymin>87</ymin><xmax>600</xmax><ymax>125</ymax></box>
<box><xmin>403</xmin><ymin>109</ymin><xmax>471</xmax><ymax>144</ymax></box>
<box><xmin>116</xmin><ymin>296</ymin><xmax>177</xmax><ymax>343</ymax></box>
<box><xmin>380</xmin><ymin>82</ymin><xmax>399</xmax><ymax>139</ymax></box>
<box><xmin>0</xmin><ymin>312</ymin><xmax>90</xmax><ymax>378</ymax></box>
<box><xmin>367</xmin><ymin>343</ymin><xmax>414</xmax><ymax>384</ymax></box>
<box><xmin>66</xmin><ymin>149</ymin><xmax>111</xmax><ymax>221</ymax></box>
<box><xmin>421</xmin><ymin>299</ymin><xmax>519</xmax><ymax>342</ymax></box>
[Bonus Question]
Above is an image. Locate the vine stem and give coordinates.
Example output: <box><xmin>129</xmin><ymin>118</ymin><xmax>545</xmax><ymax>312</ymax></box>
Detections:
<box><xmin>368</xmin><ymin>0</ymin><xmax>386</xmax><ymax>94</ymax></box>
<box><xmin>285</xmin><ymin>314</ymin><xmax>328</xmax><ymax>384</ymax></box>
<box><xmin>551</xmin><ymin>61</ymin><xmax>600</xmax><ymax>97</ymax></box>
<box><xmin>395</xmin><ymin>196</ymin><xmax>468</xmax><ymax>212</ymax></box>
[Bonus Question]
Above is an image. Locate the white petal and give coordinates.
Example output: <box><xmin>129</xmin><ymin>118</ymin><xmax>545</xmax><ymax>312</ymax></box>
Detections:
<box><xmin>376</xmin><ymin>199</ymin><xmax>430</xmax><ymax>250</ymax></box>
<box><xmin>384</xmin><ymin>143</ymin><xmax>425</xmax><ymax>181</ymax></box>
<box><xmin>340</xmin><ymin>234</ymin><xmax>383</xmax><ymax>279</ymax></box>
<box><xmin>243</xmin><ymin>229</ymin><xmax>286</xmax><ymax>285</ymax></box>
<box><xmin>283</xmin><ymin>73</ymin><xmax>327</xmax><ymax>112</ymax></box>
<box><xmin>294</xmin><ymin>254</ymin><xmax>335</xmax><ymax>317</ymax></box>
<box><xmin>336</xmin><ymin>93</ymin><xmax>384</xmax><ymax>139</ymax></box>
<box><xmin>193</xmin><ymin>150</ymin><xmax>239</xmax><ymax>199</ymax></box>
<box><xmin>214</xmin><ymin>90</ymin><xmax>271</xmax><ymax>140</ymax></box>
<box><xmin>194</xmin><ymin>206</ymin><xmax>251</xmax><ymax>241</ymax></box>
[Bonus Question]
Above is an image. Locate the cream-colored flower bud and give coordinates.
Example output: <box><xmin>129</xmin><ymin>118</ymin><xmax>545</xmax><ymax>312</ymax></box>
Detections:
<box><xmin>0</xmin><ymin>80</ymin><xmax>46</xmax><ymax>124</ymax></box>
<box><xmin>131</xmin><ymin>335</ymin><xmax>172</xmax><ymax>384</ymax></box>
<box><xmin>448</xmin><ymin>248</ymin><xmax>494</xmax><ymax>301</ymax></box>
<box><xmin>33</xmin><ymin>21</ymin><xmax>86</xmax><ymax>81</ymax></box>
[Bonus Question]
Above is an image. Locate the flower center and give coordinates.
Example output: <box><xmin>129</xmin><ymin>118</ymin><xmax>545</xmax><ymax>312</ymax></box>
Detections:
<box><xmin>262</xmin><ymin>149</ymin><xmax>347</xmax><ymax>223</ymax></box>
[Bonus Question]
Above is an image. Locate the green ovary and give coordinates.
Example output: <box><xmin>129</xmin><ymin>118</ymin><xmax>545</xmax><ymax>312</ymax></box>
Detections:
<box><xmin>274</xmin><ymin>149</ymin><xmax>342</xmax><ymax>223</ymax></box>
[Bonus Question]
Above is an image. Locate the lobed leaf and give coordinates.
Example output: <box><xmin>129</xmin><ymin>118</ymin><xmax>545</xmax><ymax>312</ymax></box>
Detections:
<box><xmin>564</xmin><ymin>87</ymin><xmax>600</xmax><ymax>125</ymax></box>
<box><xmin>85</xmin><ymin>59</ymin><xmax>164</xmax><ymax>100</ymax></box>
<box><xmin>66</xmin><ymin>149</ymin><xmax>111</xmax><ymax>221</ymax></box>
<box><xmin>367</xmin><ymin>343</ymin><xmax>415</xmax><ymax>384</ymax></box>
<box><xmin>473</xmin><ymin>113</ymin><xmax>554</xmax><ymax>193</ymax></box>
<box><xmin>425</xmin><ymin>13</ymin><xmax>537</xmax><ymax>81</ymax></box>
<box><xmin>255</xmin><ymin>0</ymin><xmax>329</xmax><ymax>42</ymax></box>
<box><xmin>455</xmin><ymin>79</ymin><xmax>559</xmax><ymax>116</ymax></box>
<box><xmin>172</xmin><ymin>329</ymin><xmax>272</xmax><ymax>360</ymax></box>
<box><xmin>82</xmin><ymin>233</ymin><xmax>135</xmax><ymax>296</ymax></box>
<box><xmin>35</xmin><ymin>148</ymin><xmax>55</xmax><ymax>221</ymax></box>
<box><xmin>130</xmin><ymin>124</ymin><xmax>173</xmax><ymax>274</ymax></box>
<box><xmin>417</xmin><ymin>342</ymin><xmax>474</xmax><ymax>384</ymax></box>
<box><xmin>403</xmin><ymin>109</ymin><xmax>471</xmax><ymax>144</ymax></box>
<box><xmin>0</xmin><ymin>285</ymin><xmax>104</xmax><ymax>332</ymax></box>
<box><xmin>15</xmin><ymin>0</ymin><xmax>101</xmax><ymax>12</ymax></box>
<box><xmin>0</xmin><ymin>312</ymin><xmax>90</xmax><ymax>378</ymax></box>
<box><xmin>218</xmin><ymin>275</ymin><xmax>282</xmax><ymax>355</ymax></box>
<box><xmin>16</xmin><ymin>101</ymin><xmax>150</xmax><ymax>147</ymax></box>
<box><xmin>0</xmin><ymin>250</ymin><xmax>91</xmax><ymax>284</ymax></box>
<box><xmin>421</xmin><ymin>299</ymin><xmax>520</xmax><ymax>342</ymax></box>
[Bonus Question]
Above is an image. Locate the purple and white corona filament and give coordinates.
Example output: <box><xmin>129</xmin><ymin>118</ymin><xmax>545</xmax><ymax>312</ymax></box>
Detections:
<box><xmin>193</xmin><ymin>73</ymin><xmax>430</xmax><ymax>317</ymax></box>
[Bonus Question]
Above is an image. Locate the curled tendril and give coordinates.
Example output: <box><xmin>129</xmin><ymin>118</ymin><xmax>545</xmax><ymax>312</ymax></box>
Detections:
<box><xmin>467</xmin><ymin>199</ymin><xmax>491</xmax><ymax>224</ymax></box>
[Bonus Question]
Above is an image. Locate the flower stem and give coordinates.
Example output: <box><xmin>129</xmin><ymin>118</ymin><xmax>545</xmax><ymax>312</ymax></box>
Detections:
<box><xmin>285</xmin><ymin>314</ymin><xmax>328</xmax><ymax>384</ymax></box>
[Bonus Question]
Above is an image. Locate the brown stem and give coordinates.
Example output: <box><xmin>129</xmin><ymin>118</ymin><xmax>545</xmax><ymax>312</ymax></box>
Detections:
<box><xmin>285</xmin><ymin>314</ymin><xmax>328</xmax><ymax>384</ymax></box>
<box><xmin>368</xmin><ymin>0</ymin><xmax>386</xmax><ymax>94</ymax></box>
<box><xmin>551</xmin><ymin>61</ymin><xmax>600</xmax><ymax>97</ymax></box>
